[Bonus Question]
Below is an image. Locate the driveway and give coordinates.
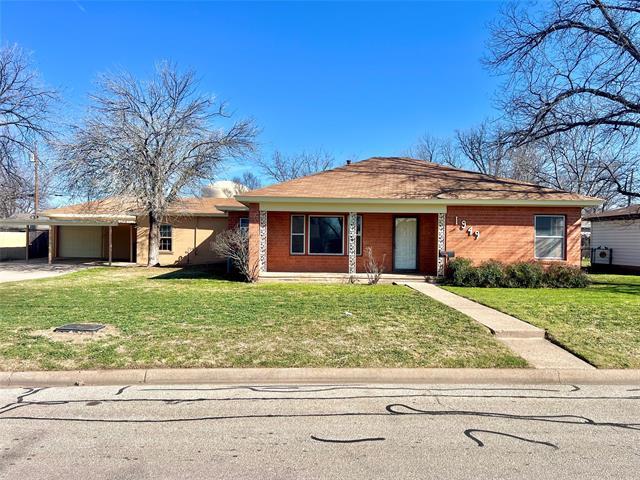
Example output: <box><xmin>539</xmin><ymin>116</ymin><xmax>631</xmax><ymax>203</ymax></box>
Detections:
<box><xmin>0</xmin><ymin>259</ymin><xmax>91</xmax><ymax>283</ymax></box>
<box><xmin>0</xmin><ymin>383</ymin><xmax>638</xmax><ymax>479</ymax></box>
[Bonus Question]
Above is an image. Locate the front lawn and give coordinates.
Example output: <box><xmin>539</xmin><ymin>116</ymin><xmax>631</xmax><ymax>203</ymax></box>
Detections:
<box><xmin>0</xmin><ymin>267</ymin><xmax>525</xmax><ymax>370</ymax></box>
<box><xmin>446</xmin><ymin>274</ymin><xmax>640</xmax><ymax>368</ymax></box>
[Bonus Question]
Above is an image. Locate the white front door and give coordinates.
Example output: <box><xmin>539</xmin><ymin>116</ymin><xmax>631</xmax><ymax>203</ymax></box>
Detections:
<box><xmin>394</xmin><ymin>217</ymin><xmax>418</xmax><ymax>271</ymax></box>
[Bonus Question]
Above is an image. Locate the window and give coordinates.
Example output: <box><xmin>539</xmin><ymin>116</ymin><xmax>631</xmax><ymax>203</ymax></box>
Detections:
<box><xmin>159</xmin><ymin>224</ymin><xmax>172</xmax><ymax>252</ymax></box>
<box><xmin>356</xmin><ymin>215</ymin><xmax>363</xmax><ymax>256</ymax></box>
<box><xmin>290</xmin><ymin>215</ymin><xmax>305</xmax><ymax>254</ymax></box>
<box><xmin>535</xmin><ymin>215</ymin><xmax>565</xmax><ymax>259</ymax></box>
<box><xmin>309</xmin><ymin>216</ymin><xmax>344</xmax><ymax>255</ymax></box>
<box><xmin>239</xmin><ymin>217</ymin><xmax>249</xmax><ymax>233</ymax></box>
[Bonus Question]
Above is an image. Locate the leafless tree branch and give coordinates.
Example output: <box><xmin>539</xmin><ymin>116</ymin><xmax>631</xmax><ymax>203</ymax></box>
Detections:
<box><xmin>56</xmin><ymin>62</ymin><xmax>256</xmax><ymax>265</ymax></box>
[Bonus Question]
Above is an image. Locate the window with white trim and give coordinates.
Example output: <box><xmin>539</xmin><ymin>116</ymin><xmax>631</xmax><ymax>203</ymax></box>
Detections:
<box><xmin>290</xmin><ymin>215</ymin><xmax>305</xmax><ymax>254</ymax></box>
<box><xmin>239</xmin><ymin>217</ymin><xmax>249</xmax><ymax>233</ymax></box>
<box><xmin>159</xmin><ymin>224</ymin><xmax>172</xmax><ymax>252</ymax></box>
<box><xmin>309</xmin><ymin>216</ymin><xmax>344</xmax><ymax>255</ymax></box>
<box><xmin>534</xmin><ymin>215</ymin><xmax>565</xmax><ymax>260</ymax></box>
<box><xmin>356</xmin><ymin>215</ymin><xmax>363</xmax><ymax>256</ymax></box>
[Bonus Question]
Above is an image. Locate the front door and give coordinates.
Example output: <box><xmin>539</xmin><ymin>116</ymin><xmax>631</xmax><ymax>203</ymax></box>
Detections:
<box><xmin>394</xmin><ymin>217</ymin><xmax>418</xmax><ymax>271</ymax></box>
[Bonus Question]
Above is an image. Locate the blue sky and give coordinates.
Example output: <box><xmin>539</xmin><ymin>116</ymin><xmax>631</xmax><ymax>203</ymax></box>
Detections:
<box><xmin>1</xmin><ymin>0</ymin><xmax>504</xmax><ymax>180</ymax></box>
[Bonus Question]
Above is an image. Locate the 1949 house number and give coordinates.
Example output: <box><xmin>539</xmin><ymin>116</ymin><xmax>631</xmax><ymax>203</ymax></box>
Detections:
<box><xmin>457</xmin><ymin>218</ymin><xmax>480</xmax><ymax>239</ymax></box>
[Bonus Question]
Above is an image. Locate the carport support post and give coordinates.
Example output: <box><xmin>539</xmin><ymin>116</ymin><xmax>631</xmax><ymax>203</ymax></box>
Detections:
<box><xmin>108</xmin><ymin>225</ymin><xmax>113</xmax><ymax>266</ymax></box>
<box><xmin>25</xmin><ymin>224</ymin><xmax>29</xmax><ymax>262</ymax></box>
<box><xmin>48</xmin><ymin>226</ymin><xmax>54</xmax><ymax>264</ymax></box>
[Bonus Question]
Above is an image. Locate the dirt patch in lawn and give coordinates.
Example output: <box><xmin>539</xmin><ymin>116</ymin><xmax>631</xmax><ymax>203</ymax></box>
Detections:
<box><xmin>32</xmin><ymin>325</ymin><xmax>121</xmax><ymax>344</ymax></box>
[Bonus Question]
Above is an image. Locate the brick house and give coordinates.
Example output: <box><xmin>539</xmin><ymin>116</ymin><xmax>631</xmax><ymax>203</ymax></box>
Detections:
<box><xmin>220</xmin><ymin>157</ymin><xmax>601</xmax><ymax>279</ymax></box>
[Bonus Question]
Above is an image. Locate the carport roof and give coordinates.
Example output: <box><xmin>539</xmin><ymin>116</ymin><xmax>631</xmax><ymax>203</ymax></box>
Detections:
<box><xmin>41</xmin><ymin>195</ymin><xmax>246</xmax><ymax>219</ymax></box>
<box><xmin>0</xmin><ymin>218</ymin><xmax>122</xmax><ymax>227</ymax></box>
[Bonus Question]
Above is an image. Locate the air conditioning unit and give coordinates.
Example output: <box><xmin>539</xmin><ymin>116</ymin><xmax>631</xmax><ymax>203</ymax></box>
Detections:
<box><xmin>591</xmin><ymin>246</ymin><xmax>612</xmax><ymax>265</ymax></box>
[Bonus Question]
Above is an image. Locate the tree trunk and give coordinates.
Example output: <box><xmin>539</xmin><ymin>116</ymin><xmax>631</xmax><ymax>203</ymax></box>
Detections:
<box><xmin>147</xmin><ymin>212</ymin><xmax>161</xmax><ymax>266</ymax></box>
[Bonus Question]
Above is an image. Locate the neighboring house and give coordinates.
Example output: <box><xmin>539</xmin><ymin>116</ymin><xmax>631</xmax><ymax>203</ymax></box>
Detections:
<box><xmin>37</xmin><ymin>196</ymin><xmax>247</xmax><ymax>265</ymax></box>
<box><xmin>226</xmin><ymin>157</ymin><xmax>600</xmax><ymax>279</ymax></box>
<box><xmin>584</xmin><ymin>205</ymin><xmax>640</xmax><ymax>272</ymax></box>
<box><xmin>0</xmin><ymin>214</ymin><xmax>49</xmax><ymax>261</ymax></box>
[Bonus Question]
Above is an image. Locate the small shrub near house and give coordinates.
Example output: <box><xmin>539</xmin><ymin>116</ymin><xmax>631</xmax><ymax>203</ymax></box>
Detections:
<box><xmin>445</xmin><ymin>258</ymin><xmax>589</xmax><ymax>288</ymax></box>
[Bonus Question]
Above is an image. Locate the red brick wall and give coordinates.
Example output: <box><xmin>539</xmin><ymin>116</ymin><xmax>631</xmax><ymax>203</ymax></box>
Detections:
<box><xmin>445</xmin><ymin>206</ymin><xmax>582</xmax><ymax>266</ymax></box>
<box><xmin>227</xmin><ymin>211</ymin><xmax>248</xmax><ymax>229</ymax></box>
<box><xmin>264</xmin><ymin>212</ymin><xmax>439</xmax><ymax>274</ymax></box>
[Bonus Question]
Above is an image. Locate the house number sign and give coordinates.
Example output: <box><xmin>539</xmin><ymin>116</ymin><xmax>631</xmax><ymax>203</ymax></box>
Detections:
<box><xmin>458</xmin><ymin>219</ymin><xmax>480</xmax><ymax>239</ymax></box>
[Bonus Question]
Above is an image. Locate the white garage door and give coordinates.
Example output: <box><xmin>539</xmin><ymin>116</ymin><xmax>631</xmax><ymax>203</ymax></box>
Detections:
<box><xmin>58</xmin><ymin>226</ymin><xmax>103</xmax><ymax>258</ymax></box>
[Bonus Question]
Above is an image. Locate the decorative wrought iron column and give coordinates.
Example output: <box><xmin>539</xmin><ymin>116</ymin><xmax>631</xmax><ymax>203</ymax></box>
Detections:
<box><xmin>437</xmin><ymin>212</ymin><xmax>446</xmax><ymax>277</ymax></box>
<box><xmin>259</xmin><ymin>210</ymin><xmax>268</xmax><ymax>273</ymax></box>
<box><xmin>348</xmin><ymin>212</ymin><xmax>357</xmax><ymax>275</ymax></box>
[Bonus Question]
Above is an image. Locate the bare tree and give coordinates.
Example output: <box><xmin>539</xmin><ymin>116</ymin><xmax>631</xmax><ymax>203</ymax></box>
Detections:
<box><xmin>409</xmin><ymin>133</ymin><xmax>463</xmax><ymax>168</ymax></box>
<box><xmin>232</xmin><ymin>171</ymin><xmax>261</xmax><ymax>193</ymax></box>
<box><xmin>488</xmin><ymin>0</ymin><xmax>640</xmax><ymax>198</ymax></box>
<box><xmin>57</xmin><ymin>63</ymin><xmax>256</xmax><ymax>265</ymax></box>
<box><xmin>531</xmin><ymin>130</ymin><xmax>623</xmax><ymax>203</ymax></box>
<box><xmin>212</xmin><ymin>226</ymin><xmax>258</xmax><ymax>282</ymax></box>
<box><xmin>257</xmin><ymin>150</ymin><xmax>334</xmax><ymax>183</ymax></box>
<box><xmin>455</xmin><ymin>121</ymin><xmax>512</xmax><ymax>177</ymax></box>
<box><xmin>0</xmin><ymin>44</ymin><xmax>57</xmax><ymax>215</ymax></box>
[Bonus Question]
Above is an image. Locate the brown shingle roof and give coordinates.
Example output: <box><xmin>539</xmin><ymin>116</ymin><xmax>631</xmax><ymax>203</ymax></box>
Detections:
<box><xmin>43</xmin><ymin>196</ymin><xmax>245</xmax><ymax>217</ymax></box>
<box><xmin>584</xmin><ymin>205</ymin><xmax>640</xmax><ymax>221</ymax></box>
<box><xmin>238</xmin><ymin>157</ymin><xmax>600</xmax><ymax>204</ymax></box>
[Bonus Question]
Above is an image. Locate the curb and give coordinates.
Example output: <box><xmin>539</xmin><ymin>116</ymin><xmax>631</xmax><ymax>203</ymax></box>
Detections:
<box><xmin>1</xmin><ymin>368</ymin><xmax>640</xmax><ymax>387</ymax></box>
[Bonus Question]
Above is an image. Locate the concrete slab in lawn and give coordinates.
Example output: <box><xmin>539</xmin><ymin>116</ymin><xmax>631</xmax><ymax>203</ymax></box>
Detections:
<box><xmin>401</xmin><ymin>282</ymin><xmax>594</xmax><ymax>370</ymax></box>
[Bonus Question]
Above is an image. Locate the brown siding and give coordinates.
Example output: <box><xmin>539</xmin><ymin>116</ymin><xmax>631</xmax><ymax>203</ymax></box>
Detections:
<box><xmin>136</xmin><ymin>215</ymin><xmax>229</xmax><ymax>266</ymax></box>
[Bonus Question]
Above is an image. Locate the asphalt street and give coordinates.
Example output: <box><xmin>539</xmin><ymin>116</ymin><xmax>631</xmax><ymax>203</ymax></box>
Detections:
<box><xmin>1</xmin><ymin>383</ymin><xmax>639</xmax><ymax>479</ymax></box>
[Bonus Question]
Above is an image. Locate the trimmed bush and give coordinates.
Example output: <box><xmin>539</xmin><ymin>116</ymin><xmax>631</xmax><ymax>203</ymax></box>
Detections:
<box><xmin>444</xmin><ymin>258</ymin><xmax>589</xmax><ymax>288</ymax></box>
<box><xmin>543</xmin><ymin>264</ymin><xmax>590</xmax><ymax>288</ymax></box>
<box><xmin>446</xmin><ymin>258</ymin><xmax>479</xmax><ymax>287</ymax></box>
<box><xmin>476</xmin><ymin>260</ymin><xmax>507</xmax><ymax>287</ymax></box>
<box><xmin>504</xmin><ymin>262</ymin><xmax>545</xmax><ymax>288</ymax></box>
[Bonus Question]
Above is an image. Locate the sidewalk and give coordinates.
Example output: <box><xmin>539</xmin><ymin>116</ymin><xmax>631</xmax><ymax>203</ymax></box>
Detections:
<box><xmin>401</xmin><ymin>282</ymin><xmax>594</xmax><ymax>370</ymax></box>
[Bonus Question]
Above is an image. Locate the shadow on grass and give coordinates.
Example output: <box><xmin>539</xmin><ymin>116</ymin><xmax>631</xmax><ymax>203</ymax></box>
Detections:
<box><xmin>149</xmin><ymin>264</ymin><xmax>239</xmax><ymax>281</ymax></box>
<box><xmin>588</xmin><ymin>283</ymin><xmax>640</xmax><ymax>295</ymax></box>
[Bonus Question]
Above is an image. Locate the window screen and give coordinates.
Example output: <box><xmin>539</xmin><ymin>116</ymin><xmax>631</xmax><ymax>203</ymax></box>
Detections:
<box><xmin>291</xmin><ymin>215</ymin><xmax>305</xmax><ymax>254</ymax></box>
<box><xmin>159</xmin><ymin>224</ymin><xmax>172</xmax><ymax>252</ymax></box>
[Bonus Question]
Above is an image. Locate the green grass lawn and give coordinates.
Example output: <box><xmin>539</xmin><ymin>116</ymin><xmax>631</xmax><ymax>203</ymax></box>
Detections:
<box><xmin>0</xmin><ymin>267</ymin><xmax>525</xmax><ymax>370</ymax></box>
<box><xmin>446</xmin><ymin>274</ymin><xmax>640</xmax><ymax>369</ymax></box>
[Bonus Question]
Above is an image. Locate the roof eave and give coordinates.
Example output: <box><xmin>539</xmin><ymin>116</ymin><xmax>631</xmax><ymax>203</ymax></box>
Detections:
<box><xmin>215</xmin><ymin>205</ymin><xmax>250</xmax><ymax>212</ymax></box>
<box><xmin>235</xmin><ymin>195</ymin><xmax>603</xmax><ymax>208</ymax></box>
<box><xmin>45</xmin><ymin>213</ymin><xmax>138</xmax><ymax>222</ymax></box>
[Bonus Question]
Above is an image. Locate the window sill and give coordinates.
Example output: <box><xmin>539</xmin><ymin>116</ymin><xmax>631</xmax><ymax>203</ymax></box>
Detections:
<box><xmin>159</xmin><ymin>251</ymin><xmax>174</xmax><ymax>255</ymax></box>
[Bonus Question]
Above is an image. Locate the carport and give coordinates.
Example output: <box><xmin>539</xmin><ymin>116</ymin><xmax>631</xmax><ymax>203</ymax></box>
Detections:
<box><xmin>0</xmin><ymin>217</ymin><xmax>136</xmax><ymax>265</ymax></box>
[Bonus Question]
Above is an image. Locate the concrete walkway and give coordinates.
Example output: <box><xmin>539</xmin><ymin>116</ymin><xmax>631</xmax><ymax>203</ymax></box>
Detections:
<box><xmin>401</xmin><ymin>282</ymin><xmax>594</xmax><ymax>370</ymax></box>
<box><xmin>0</xmin><ymin>259</ymin><xmax>91</xmax><ymax>283</ymax></box>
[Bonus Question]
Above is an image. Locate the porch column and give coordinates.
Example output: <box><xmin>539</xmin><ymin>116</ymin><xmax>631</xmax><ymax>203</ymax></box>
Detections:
<box><xmin>130</xmin><ymin>225</ymin><xmax>134</xmax><ymax>263</ymax></box>
<box><xmin>347</xmin><ymin>212</ymin><xmax>357</xmax><ymax>275</ymax></box>
<box><xmin>259</xmin><ymin>210</ymin><xmax>268</xmax><ymax>273</ymax></box>
<box><xmin>437</xmin><ymin>213</ymin><xmax>446</xmax><ymax>276</ymax></box>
